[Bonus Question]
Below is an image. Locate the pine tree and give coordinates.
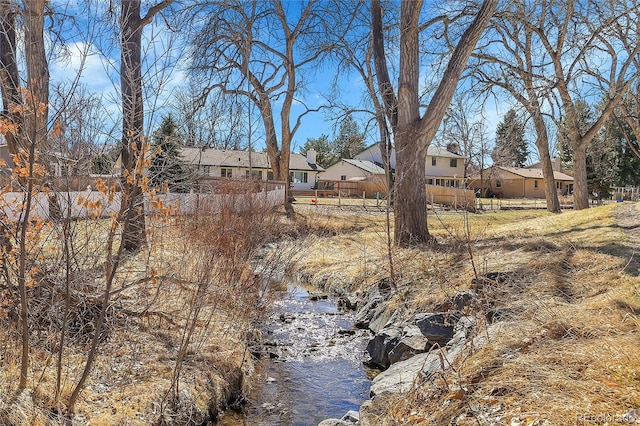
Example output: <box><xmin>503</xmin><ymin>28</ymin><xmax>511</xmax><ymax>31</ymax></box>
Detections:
<box><xmin>491</xmin><ymin>109</ymin><xmax>528</xmax><ymax>167</ymax></box>
<box><xmin>149</xmin><ymin>114</ymin><xmax>190</xmax><ymax>193</ymax></box>
<box><xmin>301</xmin><ymin>134</ymin><xmax>336</xmax><ymax>168</ymax></box>
<box><xmin>334</xmin><ymin>115</ymin><xmax>366</xmax><ymax>159</ymax></box>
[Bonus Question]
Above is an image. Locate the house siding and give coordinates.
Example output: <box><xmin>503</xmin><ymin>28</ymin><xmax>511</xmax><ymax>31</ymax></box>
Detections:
<box><xmin>320</xmin><ymin>161</ymin><xmax>380</xmax><ymax>181</ymax></box>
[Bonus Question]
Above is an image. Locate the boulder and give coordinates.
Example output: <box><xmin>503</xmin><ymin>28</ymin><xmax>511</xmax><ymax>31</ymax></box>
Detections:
<box><xmin>365</xmin><ymin>326</ymin><xmax>402</xmax><ymax>369</ymax></box>
<box><xmin>414</xmin><ymin>313</ymin><xmax>460</xmax><ymax>346</ymax></box>
<box><xmin>354</xmin><ymin>296</ymin><xmax>383</xmax><ymax>329</ymax></box>
<box><xmin>368</xmin><ymin>302</ymin><xmax>394</xmax><ymax>333</ymax></box>
<box><xmin>370</xmin><ymin>316</ymin><xmax>477</xmax><ymax>397</ymax></box>
<box><xmin>370</xmin><ymin>351</ymin><xmax>441</xmax><ymax>396</ymax></box>
<box><xmin>388</xmin><ymin>326</ymin><xmax>430</xmax><ymax>364</ymax></box>
<box><xmin>341</xmin><ymin>410</ymin><xmax>360</xmax><ymax>423</ymax></box>
<box><xmin>317</xmin><ymin>420</ymin><xmax>350</xmax><ymax>426</ymax></box>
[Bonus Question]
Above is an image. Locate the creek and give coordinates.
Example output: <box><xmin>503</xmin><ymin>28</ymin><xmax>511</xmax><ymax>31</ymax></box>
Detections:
<box><xmin>216</xmin><ymin>282</ymin><xmax>372</xmax><ymax>425</ymax></box>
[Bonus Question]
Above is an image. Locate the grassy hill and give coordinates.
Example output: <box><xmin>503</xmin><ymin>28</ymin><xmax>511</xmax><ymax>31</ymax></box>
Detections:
<box><xmin>289</xmin><ymin>202</ymin><xmax>640</xmax><ymax>424</ymax></box>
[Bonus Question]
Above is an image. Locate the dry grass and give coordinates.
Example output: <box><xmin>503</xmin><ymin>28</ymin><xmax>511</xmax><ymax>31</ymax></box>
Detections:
<box><xmin>289</xmin><ymin>202</ymin><xmax>640</xmax><ymax>424</ymax></box>
<box><xmin>0</xmin><ymin>201</ymin><xmax>286</xmax><ymax>425</ymax></box>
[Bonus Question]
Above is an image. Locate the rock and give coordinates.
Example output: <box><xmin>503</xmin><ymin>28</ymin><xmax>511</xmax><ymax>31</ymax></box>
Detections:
<box><xmin>338</xmin><ymin>295</ymin><xmax>359</xmax><ymax>310</ymax></box>
<box><xmin>414</xmin><ymin>313</ymin><xmax>460</xmax><ymax>346</ymax></box>
<box><xmin>354</xmin><ymin>296</ymin><xmax>383</xmax><ymax>329</ymax></box>
<box><xmin>317</xmin><ymin>420</ymin><xmax>350</xmax><ymax>426</ymax></box>
<box><xmin>309</xmin><ymin>292</ymin><xmax>329</xmax><ymax>301</ymax></box>
<box><xmin>368</xmin><ymin>302</ymin><xmax>394</xmax><ymax>333</ymax></box>
<box><xmin>452</xmin><ymin>291</ymin><xmax>477</xmax><ymax>310</ymax></box>
<box><xmin>370</xmin><ymin>316</ymin><xmax>478</xmax><ymax>397</ymax></box>
<box><xmin>341</xmin><ymin>410</ymin><xmax>360</xmax><ymax>423</ymax></box>
<box><xmin>365</xmin><ymin>326</ymin><xmax>402</xmax><ymax>369</ymax></box>
<box><xmin>370</xmin><ymin>351</ymin><xmax>440</xmax><ymax>396</ymax></box>
<box><xmin>388</xmin><ymin>333</ymin><xmax>430</xmax><ymax>364</ymax></box>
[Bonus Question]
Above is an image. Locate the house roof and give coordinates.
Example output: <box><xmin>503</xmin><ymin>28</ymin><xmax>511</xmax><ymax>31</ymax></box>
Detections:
<box><xmin>489</xmin><ymin>165</ymin><xmax>574</xmax><ymax>181</ymax></box>
<box><xmin>427</xmin><ymin>145</ymin><xmax>466</xmax><ymax>159</ymax></box>
<box><xmin>342</xmin><ymin>159</ymin><xmax>386</xmax><ymax>175</ymax></box>
<box><xmin>356</xmin><ymin>143</ymin><xmax>467</xmax><ymax>159</ymax></box>
<box><xmin>179</xmin><ymin>147</ymin><xmax>324</xmax><ymax>172</ymax></box>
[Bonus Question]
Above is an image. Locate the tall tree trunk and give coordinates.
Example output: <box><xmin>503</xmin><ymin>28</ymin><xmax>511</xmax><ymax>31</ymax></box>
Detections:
<box><xmin>372</xmin><ymin>0</ymin><xmax>497</xmax><ymax>246</ymax></box>
<box><xmin>24</xmin><ymin>0</ymin><xmax>48</xmax><ymax>150</ymax></box>
<box><xmin>531</xmin><ymin>112</ymin><xmax>561</xmax><ymax>212</ymax></box>
<box><xmin>394</xmin><ymin>141</ymin><xmax>429</xmax><ymax>244</ymax></box>
<box><xmin>0</xmin><ymin>0</ymin><xmax>21</xmax><ymax>154</ymax></box>
<box><xmin>120</xmin><ymin>0</ymin><xmax>147</xmax><ymax>252</ymax></box>
<box><xmin>572</xmin><ymin>143</ymin><xmax>589</xmax><ymax>210</ymax></box>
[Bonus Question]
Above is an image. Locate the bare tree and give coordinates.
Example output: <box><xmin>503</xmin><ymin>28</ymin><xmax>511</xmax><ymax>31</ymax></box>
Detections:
<box><xmin>172</xmin><ymin>82</ymin><xmax>247</xmax><ymax>150</ymax></box>
<box><xmin>0</xmin><ymin>0</ymin><xmax>50</xmax><ymax>391</ymax></box>
<box><xmin>440</xmin><ymin>93</ymin><xmax>489</xmax><ymax>179</ymax></box>
<box><xmin>119</xmin><ymin>0</ymin><xmax>173</xmax><ymax>252</ymax></box>
<box><xmin>189</xmin><ymin>0</ymin><xmax>336</xmax><ymax>212</ymax></box>
<box><xmin>476</xmin><ymin>0</ymin><xmax>639</xmax><ymax>211</ymax></box>
<box><xmin>372</xmin><ymin>0</ymin><xmax>498</xmax><ymax>245</ymax></box>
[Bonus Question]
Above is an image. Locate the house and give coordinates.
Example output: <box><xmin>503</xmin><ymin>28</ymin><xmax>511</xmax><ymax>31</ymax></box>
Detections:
<box><xmin>317</xmin><ymin>158</ymin><xmax>388</xmax><ymax>198</ymax></box>
<box><xmin>354</xmin><ymin>143</ymin><xmax>467</xmax><ymax>188</ymax></box>
<box><xmin>0</xmin><ymin>136</ymin><xmax>77</xmax><ymax>178</ymax></box>
<box><xmin>319</xmin><ymin>158</ymin><xmax>386</xmax><ymax>182</ymax></box>
<box><xmin>179</xmin><ymin>147</ymin><xmax>324</xmax><ymax>190</ymax></box>
<box><xmin>468</xmin><ymin>165</ymin><xmax>574</xmax><ymax>198</ymax></box>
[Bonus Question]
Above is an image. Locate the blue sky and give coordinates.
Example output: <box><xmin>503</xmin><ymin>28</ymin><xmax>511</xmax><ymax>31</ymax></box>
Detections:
<box><xmin>46</xmin><ymin>0</ymin><xmax>507</xmax><ymax>160</ymax></box>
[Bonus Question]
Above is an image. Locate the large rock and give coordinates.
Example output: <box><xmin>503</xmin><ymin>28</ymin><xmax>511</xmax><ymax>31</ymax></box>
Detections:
<box><xmin>365</xmin><ymin>326</ymin><xmax>402</xmax><ymax>369</ymax></box>
<box><xmin>317</xmin><ymin>420</ymin><xmax>350</xmax><ymax>426</ymax></box>
<box><xmin>354</xmin><ymin>296</ymin><xmax>383</xmax><ymax>329</ymax></box>
<box><xmin>341</xmin><ymin>410</ymin><xmax>360</xmax><ymax>423</ymax></box>
<box><xmin>368</xmin><ymin>302</ymin><xmax>394</xmax><ymax>333</ymax></box>
<box><xmin>370</xmin><ymin>316</ymin><xmax>476</xmax><ymax>397</ymax></box>
<box><xmin>414</xmin><ymin>312</ymin><xmax>460</xmax><ymax>346</ymax></box>
<box><xmin>387</xmin><ymin>325</ymin><xmax>430</xmax><ymax>364</ymax></box>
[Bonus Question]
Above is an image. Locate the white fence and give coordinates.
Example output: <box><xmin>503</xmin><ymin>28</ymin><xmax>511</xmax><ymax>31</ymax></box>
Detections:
<box><xmin>0</xmin><ymin>186</ymin><xmax>286</xmax><ymax>221</ymax></box>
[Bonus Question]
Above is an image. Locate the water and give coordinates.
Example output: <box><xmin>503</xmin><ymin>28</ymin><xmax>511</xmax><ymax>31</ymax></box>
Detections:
<box><xmin>216</xmin><ymin>282</ymin><xmax>372</xmax><ymax>425</ymax></box>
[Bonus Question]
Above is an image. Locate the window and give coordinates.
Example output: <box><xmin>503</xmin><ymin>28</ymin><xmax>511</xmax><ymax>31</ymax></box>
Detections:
<box><xmin>496</xmin><ymin>180</ymin><xmax>502</xmax><ymax>188</ymax></box>
<box><xmin>341</xmin><ymin>175</ymin><xmax>347</xmax><ymax>181</ymax></box>
<box><xmin>450</xmin><ymin>158</ymin><xmax>457</xmax><ymax>168</ymax></box>
<box><xmin>556</xmin><ymin>182</ymin><xmax>563</xmax><ymax>190</ymax></box>
<box><xmin>289</xmin><ymin>171</ymin><xmax>308</xmax><ymax>184</ymax></box>
<box><xmin>221</xmin><ymin>168</ymin><xmax>232</xmax><ymax>178</ymax></box>
<box><xmin>534</xmin><ymin>180</ymin><xmax>539</xmax><ymax>189</ymax></box>
<box><xmin>267</xmin><ymin>171</ymin><xmax>274</xmax><ymax>180</ymax></box>
<box><xmin>246</xmin><ymin>170</ymin><xmax>262</xmax><ymax>180</ymax></box>
<box><xmin>431</xmin><ymin>157</ymin><xmax>437</xmax><ymax>166</ymax></box>
<box><xmin>427</xmin><ymin>178</ymin><xmax>433</xmax><ymax>185</ymax></box>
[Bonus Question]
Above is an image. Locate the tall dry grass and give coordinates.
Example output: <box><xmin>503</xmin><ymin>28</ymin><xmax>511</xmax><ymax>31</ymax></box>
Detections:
<box><xmin>289</xmin><ymin>203</ymin><xmax>640</xmax><ymax>424</ymax></box>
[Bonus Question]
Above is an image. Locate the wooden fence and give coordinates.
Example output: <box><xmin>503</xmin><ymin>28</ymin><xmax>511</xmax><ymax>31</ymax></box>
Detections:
<box><xmin>316</xmin><ymin>178</ymin><xmax>389</xmax><ymax>199</ymax></box>
<box><xmin>426</xmin><ymin>184</ymin><xmax>476</xmax><ymax>211</ymax></box>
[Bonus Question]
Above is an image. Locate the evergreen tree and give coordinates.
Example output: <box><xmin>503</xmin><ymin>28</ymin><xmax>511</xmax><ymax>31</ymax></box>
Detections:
<box><xmin>149</xmin><ymin>114</ymin><xmax>190</xmax><ymax>193</ymax></box>
<box><xmin>491</xmin><ymin>109</ymin><xmax>528</xmax><ymax>167</ymax></box>
<box><xmin>301</xmin><ymin>134</ymin><xmax>336</xmax><ymax>168</ymax></box>
<box><xmin>604</xmin><ymin>116</ymin><xmax>640</xmax><ymax>188</ymax></box>
<box><xmin>561</xmin><ymin>101</ymin><xmax>623</xmax><ymax>197</ymax></box>
<box><xmin>334</xmin><ymin>115</ymin><xmax>366</xmax><ymax>159</ymax></box>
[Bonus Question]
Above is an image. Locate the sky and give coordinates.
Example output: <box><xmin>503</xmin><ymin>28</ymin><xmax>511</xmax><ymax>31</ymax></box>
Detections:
<box><xmin>45</xmin><ymin>0</ymin><xmax>508</xmax><ymax>161</ymax></box>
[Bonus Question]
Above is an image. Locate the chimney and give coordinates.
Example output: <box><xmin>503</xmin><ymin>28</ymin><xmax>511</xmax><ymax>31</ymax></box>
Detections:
<box><xmin>307</xmin><ymin>148</ymin><xmax>317</xmax><ymax>165</ymax></box>
<box><xmin>552</xmin><ymin>156</ymin><xmax>562</xmax><ymax>172</ymax></box>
